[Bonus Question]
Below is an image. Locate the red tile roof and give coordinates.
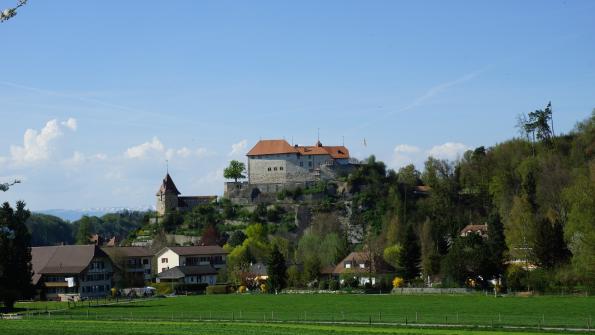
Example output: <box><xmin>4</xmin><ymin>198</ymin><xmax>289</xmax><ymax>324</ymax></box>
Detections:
<box><xmin>247</xmin><ymin>140</ymin><xmax>349</xmax><ymax>159</ymax></box>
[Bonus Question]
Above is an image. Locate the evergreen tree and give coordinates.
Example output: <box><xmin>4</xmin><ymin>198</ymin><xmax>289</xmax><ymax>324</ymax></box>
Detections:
<box><xmin>486</xmin><ymin>211</ymin><xmax>507</xmax><ymax>276</ymax></box>
<box><xmin>0</xmin><ymin>201</ymin><xmax>34</xmax><ymax>310</ymax></box>
<box><xmin>75</xmin><ymin>216</ymin><xmax>92</xmax><ymax>244</ymax></box>
<box><xmin>398</xmin><ymin>224</ymin><xmax>421</xmax><ymax>282</ymax></box>
<box><xmin>267</xmin><ymin>245</ymin><xmax>287</xmax><ymax>293</ymax></box>
<box><xmin>534</xmin><ymin>218</ymin><xmax>570</xmax><ymax>268</ymax></box>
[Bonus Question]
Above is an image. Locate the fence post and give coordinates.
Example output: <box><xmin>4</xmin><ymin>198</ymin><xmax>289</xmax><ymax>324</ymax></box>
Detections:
<box><xmin>405</xmin><ymin>315</ymin><xmax>408</xmax><ymax>325</ymax></box>
<box><xmin>415</xmin><ymin>312</ymin><xmax>418</xmax><ymax>322</ymax></box>
<box><xmin>271</xmin><ymin>311</ymin><xmax>274</xmax><ymax>321</ymax></box>
<box><xmin>379</xmin><ymin>311</ymin><xmax>381</xmax><ymax>321</ymax></box>
<box><xmin>498</xmin><ymin>313</ymin><xmax>501</xmax><ymax>323</ymax></box>
<box><xmin>369</xmin><ymin>315</ymin><xmax>371</xmax><ymax>325</ymax></box>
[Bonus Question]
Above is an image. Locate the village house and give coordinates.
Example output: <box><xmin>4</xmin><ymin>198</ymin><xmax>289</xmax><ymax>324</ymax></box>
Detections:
<box><xmin>327</xmin><ymin>251</ymin><xmax>394</xmax><ymax>286</ymax></box>
<box><xmin>155</xmin><ymin>245</ymin><xmax>228</xmax><ymax>274</ymax></box>
<box><xmin>31</xmin><ymin>245</ymin><xmax>114</xmax><ymax>301</ymax></box>
<box><xmin>101</xmin><ymin>246</ymin><xmax>154</xmax><ymax>287</ymax></box>
<box><xmin>459</xmin><ymin>224</ymin><xmax>489</xmax><ymax>238</ymax></box>
<box><xmin>156</xmin><ymin>173</ymin><xmax>217</xmax><ymax>216</ymax></box>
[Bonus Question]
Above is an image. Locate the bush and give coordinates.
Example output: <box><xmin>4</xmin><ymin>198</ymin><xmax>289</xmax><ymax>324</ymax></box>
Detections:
<box><xmin>176</xmin><ymin>283</ymin><xmax>208</xmax><ymax>294</ymax></box>
<box><xmin>206</xmin><ymin>284</ymin><xmax>233</xmax><ymax>295</ymax></box>
<box><xmin>328</xmin><ymin>279</ymin><xmax>339</xmax><ymax>291</ymax></box>
<box><xmin>392</xmin><ymin>277</ymin><xmax>404</xmax><ymax>288</ymax></box>
<box><xmin>318</xmin><ymin>280</ymin><xmax>328</xmax><ymax>290</ymax></box>
<box><xmin>237</xmin><ymin>285</ymin><xmax>247</xmax><ymax>293</ymax></box>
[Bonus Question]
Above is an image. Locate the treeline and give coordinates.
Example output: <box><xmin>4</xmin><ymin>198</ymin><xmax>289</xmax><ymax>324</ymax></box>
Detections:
<box><xmin>210</xmin><ymin>108</ymin><xmax>594</xmax><ymax>292</ymax></box>
<box><xmin>25</xmin><ymin>210</ymin><xmax>149</xmax><ymax>246</ymax></box>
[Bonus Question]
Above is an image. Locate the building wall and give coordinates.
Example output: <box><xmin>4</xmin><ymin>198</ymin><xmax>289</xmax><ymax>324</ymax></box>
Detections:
<box><xmin>157</xmin><ymin>249</ymin><xmax>180</xmax><ymax>273</ymax></box>
<box><xmin>183</xmin><ymin>274</ymin><xmax>217</xmax><ymax>285</ymax></box>
<box><xmin>248</xmin><ymin>153</ymin><xmax>333</xmax><ymax>185</ymax></box>
<box><xmin>156</xmin><ymin>193</ymin><xmax>178</xmax><ymax>216</ymax></box>
<box><xmin>79</xmin><ymin>256</ymin><xmax>114</xmax><ymax>298</ymax></box>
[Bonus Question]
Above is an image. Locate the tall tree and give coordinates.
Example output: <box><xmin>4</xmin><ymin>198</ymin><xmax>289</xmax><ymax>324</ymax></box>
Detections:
<box><xmin>398</xmin><ymin>224</ymin><xmax>421</xmax><ymax>282</ymax></box>
<box><xmin>0</xmin><ymin>201</ymin><xmax>34</xmax><ymax>310</ymax></box>
<box><xmin>224</xmin><ymin>160</ymin><xmax>247</xmax><ymax>183</ymax></box>
<box><xmin>75</xmin><ymin>216</ymin><xmax>92</xmax><ymax>244</ymax></box>
<box><xmin>267</xmin><ymin>245</ymin><xmax>287</xmax><ymax>293</ymax></box>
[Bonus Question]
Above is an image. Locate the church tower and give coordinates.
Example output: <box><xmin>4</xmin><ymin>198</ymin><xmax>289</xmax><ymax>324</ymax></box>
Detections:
<box><xmin>156</xmin><ymin>173</ymin><xmax>181</xmax><ymax>216</ymax></box>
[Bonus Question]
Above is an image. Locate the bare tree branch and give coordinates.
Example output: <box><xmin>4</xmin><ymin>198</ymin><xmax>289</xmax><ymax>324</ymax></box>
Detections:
<box><xmin>1</xmin><ymin>0</ymin><xmax>27</xmax><ymax>22</ymax></box>
<box><xmin>0</xmin><ymin>180</ymin><xmax>21</xmax><ymax>192</ymax></box>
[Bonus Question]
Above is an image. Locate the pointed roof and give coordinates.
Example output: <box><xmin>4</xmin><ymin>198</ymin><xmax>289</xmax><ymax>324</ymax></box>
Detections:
<box><xmin>156</xmin><ymin>173</ymin><xmax>181</xmax><ymax>196</ymax></box>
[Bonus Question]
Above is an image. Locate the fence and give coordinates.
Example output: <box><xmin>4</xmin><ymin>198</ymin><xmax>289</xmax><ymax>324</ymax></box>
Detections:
<box><xmin>17</xmin><ymin>300</ymin><xmax>594</xmax><ymax>332</ymax></box>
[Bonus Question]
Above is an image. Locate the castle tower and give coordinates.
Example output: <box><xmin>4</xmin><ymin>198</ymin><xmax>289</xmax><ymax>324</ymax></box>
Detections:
<box><xmin>156</xmin><ymin>173</ymin><xmax>181</xmax><ymax>216</ymax></box>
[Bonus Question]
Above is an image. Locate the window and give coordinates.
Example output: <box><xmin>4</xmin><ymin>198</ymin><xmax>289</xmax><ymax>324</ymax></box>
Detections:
<box><xmin>142</xmin><ymin>259</ymin><xmax>149</xmax><ymax>265</ymax></box>
<box><xmin>274</xmin><ymin>167</ymin><xmax>277</xmax><ymax>171</ymax></box>
<box><xmin>345</xmin><ymin>263</ymin><xmax>351</xmax><ymax>269</ymax></box>
<box><xmin>161</xmin><ymin>258</ymin><xmax>168</xmax><ymax>263</ymax></box>
<box><xmin>279</xmin><ymin>166</ymin><xmax>283</xmax><ymax>171</ymax></box>
<box><xmin>267</xmin><ymin>167</ymin><xmax>272</xmax><ymax>171</ymax></box>
<box><xmin>308</xmin><ymin>161</ymin><xmax>312</xmax><ymax>167</ymax></box>
<box><xmin>359</xmin><ymin>263</ymin><xmax>365</xmax><ymax>269</ymax></box>
<box><xmin>299</xmin><ymin>162</ymin><xmax>303</xmax><ymax>167</ymax></box>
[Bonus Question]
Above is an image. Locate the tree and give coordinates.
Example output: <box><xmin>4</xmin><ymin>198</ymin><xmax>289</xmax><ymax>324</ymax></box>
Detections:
<box><xmin>224</xmin><ymin>160</ymin><xmax>246</xmax><ymax>183</ymax></box>
<box><xmin>267</xmin><ymin>245</ymin><xmax>287</xmax><ymax>293</ymax></box>
<box><xmin>0</xmin><ymin>201</ymin><xmax>34</xmax><ymax>310</ymax></box>
<box><xmin>442</xmin><ymin>234</ymin><xmax>493</xmax><ymax>288</ymax></box>
<box><xmin>398</xmin><ymin>224</ymin><xmax>421</xmax><ymax>282</ymax></box>
<box><xmin>382</xmin><ymin>244</ymin><xmax>402</xmax><ymax>270</ymax></box>
<box><xmin>0</xmin><ymin>0</ymin><xmax>26</xmax><ymax>22</ymax></box>
<box><xmin>75</xmin><ymin>216</ymin><xmax>93</xmax><ymax>244</ymax></box>
<box><xmin>228</xmin><ymin>230</ymin><xmax>247</xmax><ymax>247</ymax></box>
<box><xmin>486</xmin><ymin>211</ymin><xmax>507</xmax><ymax>276</ymax></box>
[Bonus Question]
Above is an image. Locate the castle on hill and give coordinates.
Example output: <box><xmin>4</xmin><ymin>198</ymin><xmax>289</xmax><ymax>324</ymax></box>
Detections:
<box><xmin>225</xmin><ymin>139</ymin><xmax>359</xmax><ymax>202</ymax></box>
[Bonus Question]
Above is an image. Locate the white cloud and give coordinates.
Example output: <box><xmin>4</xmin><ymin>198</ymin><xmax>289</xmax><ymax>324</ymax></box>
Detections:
<box><xmin>9</xmin><ymin>119</ymin><xmax>76</xmax><ymax>164</ymax></box>
<box><xmin>61</xmin><ymin>118</ymin><xmax>78</xmax><ymax>131</ymax></box>
<box><xmin>125</xmin><ymin>137</ymin><xmax>165</xmax><ymax>159</ymax></box>
<box><xmin>229</xmin><ymin>139</ymin><xmax>247</xmax><ymax>156</ymax></box>
<box><xmin>392</xmin><ymin>144</ymin><xmax>423</xmax><ymax>168</ymax></box>
<box><xmin>63</xmin><ymin>151</ymin><xmax>108</xmax><ymax>167</ymax></box>
<box><xmin>125</xmin><ymin>138</ymin><xmax>209</xmax><ymax>160</ymax></box>
<box><xmin>391</xmin><ymin>142</ymin><xmax>470</xmax><ymax>169</ymax></box>
<box><xmin>427</xmin><ymin>142</ymin><xmax>469</xmax><ymax>161</ymax></box>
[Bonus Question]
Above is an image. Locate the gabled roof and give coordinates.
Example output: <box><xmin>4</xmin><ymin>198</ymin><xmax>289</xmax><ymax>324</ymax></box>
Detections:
<box><xmin>331</xmin><ymin>251</ymin><xmax>394</xmax><ymax>275</ymax></box>
<box><xmin>31</xmin><ymin>245</ymin><xmax>109</xmax><ymax>285</ymax></box>
<box><xmin>246</xmin><ymin>139</ymin><xmax>298</xmax><ymax>156</ymax></box>
<box><xmin>460</xmin><ymin>224</ymin><xmax>488</xmax><ymax>235</ymax></box>
<box><xmin>156</xmin><ymin>173</ymin><xmax>181</xmax><ymax>196</ymax></box>
<box><xmin>247</xmin><ymin>139</ymin><xmax>350</xmax><ymax>159</ymax></box>
<box><xmin>101</xmin><ymin>246</ymin><xmax>153</xmax><ymax>258</ymax></box>
<box><xmin>158</xmin><ymin>265</ymin><xmax>218</xmax><ymax>279</ymax></box>
<box><xmin>157</xmin><ymin>245</ymin><xmax>228</xmax><ymax>257</ymax></box>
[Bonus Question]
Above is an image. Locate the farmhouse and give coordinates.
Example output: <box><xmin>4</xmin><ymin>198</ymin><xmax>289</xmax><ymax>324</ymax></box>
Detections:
<box><xmin>155</xmin><ymin>245</ymin><xmax>228</xmax><ymax>274</ymax></box>
<box><xmin>31</xmin><ymin>245</ymin><xmax>114</xmax><ymax>300</ymax></box>
<box><xmin>330</xmin><ymin>251</ymin><xmax>394</xmax><ymax>286</ymax></box>
<box><xmin>101</xmin><ymin>246</ymin><xmax>154</xmax><ymax>286</ymax></box>
<box><xmin>156</xmin><ymin>173</ymin><xmax>217</xmax><ymax>216</ymax></box>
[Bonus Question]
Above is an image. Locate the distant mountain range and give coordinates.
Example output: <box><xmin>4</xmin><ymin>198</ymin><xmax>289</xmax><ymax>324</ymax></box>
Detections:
<box><xmin>35</xmin><ymin>206</ymin><xmax>154</xmax><ymax>222</ymax></box>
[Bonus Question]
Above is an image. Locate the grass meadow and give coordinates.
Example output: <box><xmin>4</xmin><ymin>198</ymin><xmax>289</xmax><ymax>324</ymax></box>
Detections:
<box><xmin>4</xmin><ymin>294</ymin><xmax>593</xmax><ymax>334</ymax></box>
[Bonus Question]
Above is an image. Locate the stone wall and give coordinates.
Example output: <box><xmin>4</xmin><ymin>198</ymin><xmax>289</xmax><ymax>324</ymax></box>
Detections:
<box><xmin>248</xmin><ymin>153</ymin><xmax>335</xmax><ymax>185</ymax></box>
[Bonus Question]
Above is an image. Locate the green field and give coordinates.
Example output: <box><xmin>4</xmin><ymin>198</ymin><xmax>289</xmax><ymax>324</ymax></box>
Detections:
<box><xmin>0</xmin><ymin>319</ymin><xmax>584</xmax><ymax>335</ymax></box>
<box><xmin>10</xmin><ymin>294</ymin><xmax>595</xmax><ymax>331</ymax></box>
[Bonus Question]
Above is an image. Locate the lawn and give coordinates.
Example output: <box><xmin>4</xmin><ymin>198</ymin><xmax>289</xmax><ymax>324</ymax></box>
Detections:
<box><xmin>14</xmin><ymin>294</ymin><xmax>595</xmax><ymax>329</ymax></box>
<box><xmin>0</xmin><ymin>320</ymin><xmax>581</xmax><ymax>335</ymax></box>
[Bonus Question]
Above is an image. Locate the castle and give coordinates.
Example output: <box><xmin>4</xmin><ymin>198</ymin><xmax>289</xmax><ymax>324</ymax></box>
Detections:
<box><xmin>156</xmin><ymin>173</ymin><xmax>217</xmax><ymax>215</ymax></box>
<box><xmin>225</xmin><ymin>139</ymin><xmax>358</xmax><ymax>202</ymax></box>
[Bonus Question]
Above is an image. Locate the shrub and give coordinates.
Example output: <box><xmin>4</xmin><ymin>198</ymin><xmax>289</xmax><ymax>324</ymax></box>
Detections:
<box><xmin>237</xmin><ymin>285</ymin><xmax>247</xmax><ymax>293</ymax></box>
<box><xmin>318</xmin><ymin>280</ymin><xmax>328</xmax><ymax>290</ymax></box>
<box><xmin>328</xmin><ymin>279</ymin><xmax>339</xmax><ymax>291</ymax></box>
<box><xmin>206</xmin><ymin>284</ymin><xmax>233</xmax><ymax>295</ymax></box>
<box><xmin>392</xmin><ymin>276</ymin><xmax>404</xmax><ymax>288</ymax></box>
<box><xmin>260</xmin><ymin>283</ymin><xmax>268</xmax><ymax>293</ymax></box>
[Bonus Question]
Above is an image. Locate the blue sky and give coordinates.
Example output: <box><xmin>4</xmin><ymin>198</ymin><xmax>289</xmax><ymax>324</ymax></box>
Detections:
<box><xmin>1</xmin><ymin>0</ymin><xmax>594</xmax><ymax>210</ymax></box>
